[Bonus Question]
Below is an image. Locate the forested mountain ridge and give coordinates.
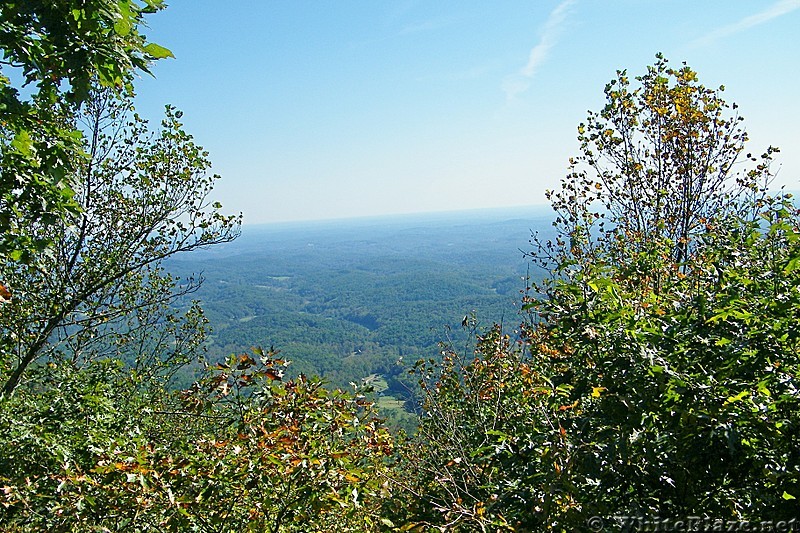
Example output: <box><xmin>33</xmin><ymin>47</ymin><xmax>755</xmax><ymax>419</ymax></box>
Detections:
<box><xmin>167</xmin><ymin>208</ymin><xmax>554</xmax><ymax>388</ymax></box>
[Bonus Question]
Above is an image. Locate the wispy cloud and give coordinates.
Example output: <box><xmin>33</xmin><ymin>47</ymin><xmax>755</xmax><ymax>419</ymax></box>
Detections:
<box><xmin>692</xmin><ymin>0</ymin><xmax>800</xmax><ymax>46</ymax></box>
<box><xmin>503</xmin><ymin>0</ymin><xmax>576</xmax><ymax>101</ymax></box>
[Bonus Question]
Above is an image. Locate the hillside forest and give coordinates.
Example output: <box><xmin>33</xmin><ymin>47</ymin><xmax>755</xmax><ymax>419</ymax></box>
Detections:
<box><xmin>1</xmin><ymin>3</ymin><xmax>799</xmax><ymax>531</ymax></box>
<box><xmin>164</xmin><ymin>208</ymin><xmax>554</xmax><ymax>432</ymax></box>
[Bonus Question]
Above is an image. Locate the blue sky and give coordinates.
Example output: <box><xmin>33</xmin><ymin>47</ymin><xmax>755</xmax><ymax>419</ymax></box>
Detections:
<box><xmin>135</xmin><ymin>1</ymin><xmax>800</xmax><ymax>224</ymax></box>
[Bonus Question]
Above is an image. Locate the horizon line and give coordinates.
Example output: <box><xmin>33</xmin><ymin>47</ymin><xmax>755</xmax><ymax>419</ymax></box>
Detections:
<box><xmin>241</xmin><ymin>202</ymin><xmax>555</xmax><ymax>228</ymax></box>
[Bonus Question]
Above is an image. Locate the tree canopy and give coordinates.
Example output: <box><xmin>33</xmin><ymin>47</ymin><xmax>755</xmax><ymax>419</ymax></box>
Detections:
<box><xmin>405</xmin><ymin>55</ymin><xmax>800</xmax><ymax>530</ymax></box>
<box><xmin>0</xmin><ymin>91</ymin><xmax>240</xmax><ymax>397</ymax></box>
<box><xmin>0</xmin><ymin>0</ymin><xmax>173</xmax><ymax>261</ymax></box>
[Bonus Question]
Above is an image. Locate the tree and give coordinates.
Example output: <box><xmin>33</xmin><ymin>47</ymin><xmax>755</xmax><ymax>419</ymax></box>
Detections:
<box><xmin>527</xmin><ymin>55</ymin><xmax>799</xmax><ymax>523</ymax></box>
<box><xmin>522</xmin><ymin>198</ymin><xmax>800</xmax><ymax>524</ymax></box>
<box><xmin>0</xmin><ymin>91</ymin><xmax>240</xmax><ymax>398</ymax></box>
<box><xmin>0</xmin><ymin>0</ymin><xmax>173</xmax><ymax>260</ymax></box>
<box><xmin>407</xmin><ymin>55</ymin><xmax>800</xmax><ymax>529</ymax></box>
<box><xmin>542</xmin><ymin>53</ymin><xmax>774</xmax><ymax>271</ymax></box>
<box><xmin>402</xmin><ymin>324</ymin><xmax>575</xmax><ymax>530</ymax></box>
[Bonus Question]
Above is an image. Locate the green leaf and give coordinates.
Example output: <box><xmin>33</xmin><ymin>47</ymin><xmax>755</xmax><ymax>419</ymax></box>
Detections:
<box><xmin>784</xmin><ymin>255</ymin><xmax>800</xmax><ymax>274</ymax></box>
<box><xmin>114</xmin><ymin>18</ymin><xmax>132</xmax><ymax>36</ymax></box>
<box><xmin>144</xmin><ymin>42</ymin><xmax>174</xmax><ymax>59</ymax></box>
<box><xmin>11</xmin><ymin>130</ymin><xmax>34</xmax><ymax>157</ymax></box>
<box><xmin>782</xmin><ymin>491</ymin><xmax>796</xmax><ymax>500</ymax></box>
<box><xmin>724</xmin><ymin>390</ymin><xmax>749</xmax><ymax>405</ymax></box>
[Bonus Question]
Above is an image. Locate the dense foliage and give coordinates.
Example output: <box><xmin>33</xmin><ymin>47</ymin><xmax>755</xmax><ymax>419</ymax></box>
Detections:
<box><xmin>0</xmin><ymin>351</ymin><xmax>398</xmax><ymax>531</ymax></box>
<box><xmin>0</xmin><ymin>0</ymin><xmax>173</xmax><ymax>261</ymax></box>
<box><xmin>2</xmin><ymin>13</ymin><xmax>798</xmax><ymax>530</ymax></box>
<box><xmin>405</xmin><ymin>56</ymin><xmax>800</xmax><ymax>530</ymax></box>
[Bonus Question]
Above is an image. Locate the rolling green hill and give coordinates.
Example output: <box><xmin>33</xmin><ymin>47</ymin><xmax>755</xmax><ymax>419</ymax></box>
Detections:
<box><xmin>166</xmin><ymin>206</ymin><xmax>553</xmax><ymax>426</ymax></box>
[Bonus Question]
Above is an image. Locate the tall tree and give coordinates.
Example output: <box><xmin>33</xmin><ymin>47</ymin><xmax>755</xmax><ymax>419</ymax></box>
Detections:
<box><xmin>529</xmin><ymin>54</ymin><xmax>798</xmax><ymax>523</ymax></box>
<box><xmin>0</xmin><ymin>0</ymin><xmax>173</xmax><ymax>260</ymax></box>
<box><xmin>406</xmin><ymin>55</ymin><xmax>800</xmax><ymax>529</ymax></box>
<box><xmin>0</xmin><ymin>92</ymin><xmax>240</xmax><ymax>397</ymax></box>
<box><xmin>542</xmin><ymin>53</ymin><xmax>774</xmax><ymax>271</ymax></box>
